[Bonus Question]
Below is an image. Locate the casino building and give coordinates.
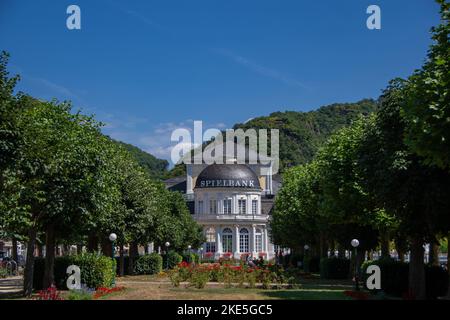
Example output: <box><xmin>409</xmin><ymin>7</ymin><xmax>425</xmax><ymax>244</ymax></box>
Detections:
<box><xmin>165</xmin><ymin>144</ymin><xmax>281</xmax><ymax>260</ymax></box>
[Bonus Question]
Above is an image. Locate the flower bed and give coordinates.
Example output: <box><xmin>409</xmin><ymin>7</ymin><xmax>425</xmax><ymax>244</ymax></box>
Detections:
<box><xmin>168</xmin><ymin>260</ymin><xmax>290</xmax><ymax>289</ymax></box>
<box><xmin>33</xmin><ymin>285</ymin><xmax>125</xmax><ymax>300</ymax></box>
<box><xmin>93</xmin><ymin>286</ymin><xmax>125</xmax><ymax>299</ymax></box>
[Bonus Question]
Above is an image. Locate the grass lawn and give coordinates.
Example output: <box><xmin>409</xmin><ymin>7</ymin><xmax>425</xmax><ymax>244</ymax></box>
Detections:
<box><xmin>103</xmin><ymin>275</ymin><xmax>356</xmax><ymax>300</ymax></box>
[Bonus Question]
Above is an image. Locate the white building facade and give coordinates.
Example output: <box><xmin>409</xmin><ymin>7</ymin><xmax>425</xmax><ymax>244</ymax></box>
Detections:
<box><xmin>193</xmin><ymin>164</ymin><xmax>273</xmax><ymax>260</ymax></box>
<box><xmin>164</xmin><ymin>144</ymin><xmax>280</xmax><ymax>261</ymax></box>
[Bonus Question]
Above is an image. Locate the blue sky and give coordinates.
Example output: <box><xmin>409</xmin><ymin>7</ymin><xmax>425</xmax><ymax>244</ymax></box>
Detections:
<box><xmin>0</xmin><ymin>0</ymin><xmax>441</xmax><ymax>164</ymax></box>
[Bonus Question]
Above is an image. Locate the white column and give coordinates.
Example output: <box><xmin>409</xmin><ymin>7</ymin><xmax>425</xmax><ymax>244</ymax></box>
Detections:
<box><xmin>215</xmin><ymin>228</ymin><xmax>222</xmax><ymax>259</ymax></box>
<box><xmin>186</xmin><ymin>165</ymin><xmax>193</xmax><ymax>194</ymax></box>
<box><xmin>264</xmin><ymin>228</ymin><xmax>269</xmax><ymax>260</ymax></box>
<box><xmin>251</xmin><ymin>224</ymin><xmax>256</xmax><ymax>258</ymax></box>
<box><xmin>233</xmin><ymin>225</ymin><xmax>239</xmax><ymax>259</ymax></box>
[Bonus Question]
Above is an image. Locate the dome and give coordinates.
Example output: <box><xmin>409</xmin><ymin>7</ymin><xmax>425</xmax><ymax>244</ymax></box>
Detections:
<box><xmin>195</xmin><ymin>164</ymin><xmax>261</xmax><ymax>190</ymax></box>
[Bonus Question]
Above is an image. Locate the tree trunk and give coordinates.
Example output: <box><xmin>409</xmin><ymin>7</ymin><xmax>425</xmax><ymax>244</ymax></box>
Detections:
<box><xmin>43</xmin><ymin>224</ymin><xmax>56</xmax><ymax>289</ymax></box>
<box><xmin>319</xmin><ymin>232</ymin><xmax>327</xmax><ymax>258</ymax></box>
<box><xmin>101</xmin><ymin>237</ymin><xmax>112</xmax><ymax>257</ymax></box>
<box><xmin>119</xmin><ymin>244</ymin><xmax>125</xmax><ymax>277</ymax></box>
<box><xmin>11</xmin><ymin>237</ymin><xmax>18</xmax><ymax>262</ymax></box>
<box><xmin>337</xmin><ymin>244</ymin><xmax>345</xmax><ymax>258</ymax></box>
<box><xmin>409</xmin><ymin>237</ymin><xmax>426</xmax><ymax>299</ymax></box>
<box><xmin>380</xmin><ymin>231</ymin><xmax>390</xmax><ymax>258</ymax></box>
<box><xmin>36</xmin><ymin>243</ymin><xmax>43</xmax><ymax>258</ymax></box>
<box><xmin>398</xmin><ymin>250</ymin><xmax>405</xmax><ymax>262</ymax></box>
<box><xmin>429</xmin><ymin>242</ymin><xmax>440</xmax><ymax>266</ymax></box>
<box><xmin>23</xmin><ymin>227</ymin><xmax>37</xmax><ymax>297</ymax></box>
<box><xmin>87</xmin><ymin>233</ymin><xmax>98</xmax><ymax>252</ymax></box>
<box><xmin>356</xmin><ymin>249</ymin><xmax>365</xmax><ymax>275</ymax></box>
<box><xmin>128</xmin><ymin>242</ymin><xmax>138</xmax><ymax>275</ymax></box>
<box><xmin>328</xmin><ymin>240</ymin><xmax>335</xmax><ymax>257</ymax></box>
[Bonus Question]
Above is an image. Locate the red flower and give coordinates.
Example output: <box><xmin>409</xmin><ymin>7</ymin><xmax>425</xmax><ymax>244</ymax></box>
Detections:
<box><xmin>343</xmin><ymin>290</ymin><xmax>370</xmax><ymax>300</ymax></box>
<box><xmin>35</xmin><ymin>285</ymin><xmax>63</xmax><ymax>300</ymax></box>
<box><xmin>93</xmin><ymin>286</ymin><xmax>124</xmax><ymax>299</ymax></box>
<box><xmin>178</xmin><ymin>261</ymin><xmax>190</xmax><ymax>268</ymax></box>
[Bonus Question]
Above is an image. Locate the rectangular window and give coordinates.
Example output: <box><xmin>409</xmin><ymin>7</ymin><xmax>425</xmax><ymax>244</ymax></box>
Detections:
<box><xmin>222</xmin><ymin>235</ymin><xmax>233</xmax><ymax>253</ymax></box>
<box><xmin>206</xmin><ymin>229</ymin><xmax>216</xmax><ymax>253</ymax></box>
<box><xmin>239</xmin><ymin>233</ymin><xmax>249</xmax><ymax>253</ymax></box>
<box><xmin>209</xmin><ymin>199</ymin><xmax>217</xmax><ymax>214</ymax></box>
<box><xmin>255</xmin><ymin>234</ymin><xmax>262</xmax><ymax>252</ymax></box>
<box><xmin>252</xmin><ymin>200</ymin><xmax>258</xmax><ymax>214</ymax></box>
<box><xmin>197</xmin><ymin>201</ymin><xmax>203</xmax><ymax>214</ymax></box>
<box><xmin>223</xmin><ymin>199</ymin><xmax>232</xmax><ymax>214</ymax></box>
<box><xmin>238</xmin><ymin>199</ymin><xmax>246</xmax><ymax>214</ymax></box>
<box><xmin>206</xmin><ymin>242</ymin><xmax>216</xmax><ymax>253</ymax></box>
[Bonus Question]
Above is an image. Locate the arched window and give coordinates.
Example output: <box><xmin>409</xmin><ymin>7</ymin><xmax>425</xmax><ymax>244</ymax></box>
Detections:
<box><xmin>222</xmin><ymin>228</ymin><xmax>233</xmax><ymax>253</ymax></box>
<box><xmin>255</xmin><ymin>228</ymin><xmax>263</xmax><ymax>252</ymax></box>
<box><xmin>239</xmin><ymin>228</ymin><xmax>249</xmax><ymax>253</ymax></box>
<box><xmin>205</xmin><ymin>227</ymin><xmax>216</xmax><ymax>253</ymax></box>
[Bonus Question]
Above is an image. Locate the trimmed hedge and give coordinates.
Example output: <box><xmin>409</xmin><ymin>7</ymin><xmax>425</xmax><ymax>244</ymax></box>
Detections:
<box><xmin>33</xmin><ymin>256</ymin><xmax>73</xmax><ymax>290</ymax></box>
<box><xmin>134</xmin><ymin>253</ymin><xmax>163</xmax><ymax>275</ymax></box>
<box><xmin>182</xmin><ymin>253</ymin><xmax>200</xmax><ymax>264</ymax></box>
<box><xmin>33</xmin><ymin>253</ymin><xmax>116</xmax><ymax>290</ymax></box>
<box><xmin>163</xmin><ymin>251</ymin><xmax>183</xmax><ymax>269</ymax></box>
<box><xmin>320</xmin><ymin>257</ymin><xmax>350</xmax><ymax>279</ymax></box>
<box><xmin>74</xmin><ymin>253</ymin><xmax>116</xmax><ymax>289</ymax></box>
<box><xmin>361</xmin><ymin>258</ymin><xmax>449</xmax><ymax>299</ymax></box>
<box><xmin>303</xmin><ymin>256</ymin><xmax>320</xmax><ymax>273</ymax></box>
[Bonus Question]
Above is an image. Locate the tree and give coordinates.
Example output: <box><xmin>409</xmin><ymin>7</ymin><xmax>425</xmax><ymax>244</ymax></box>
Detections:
<box><xmin>271</xmin><ymin>162</ymin><xmax>322</xmax><ymax>253</ymax></box>
<box><xmin>402</xmin><ymin>1</ymin><xmax>450</xmax><ymax>170</ymax></box>
<box><xmin>357</xmin><ymin>80</ymin><xmax>450</xmax><ymax>299</ymax></box>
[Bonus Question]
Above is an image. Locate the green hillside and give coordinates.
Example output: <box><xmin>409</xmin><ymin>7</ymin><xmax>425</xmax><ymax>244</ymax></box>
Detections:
<box><xmin>165</xmin><ymin>99</ymin><xmax>377</xmax><ymax>177</ymax></box>
<box><xmin>233</xmin><ymin>99</ymin><xmax>377</xmax><ymax>170</ymax></box>
<box><xmin>114</xmin><ymin>140</ymin><xmax>169</xmax><ymax>179</ymax></box>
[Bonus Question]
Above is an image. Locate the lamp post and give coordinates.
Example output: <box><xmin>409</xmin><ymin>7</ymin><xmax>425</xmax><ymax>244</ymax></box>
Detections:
<box><xmin>165</xmin><ymin>241</ymin><xmax>170</xmax><ymax>269</ymax></box>
<box><xmin>187</xmin><ymin>245</ymin><xmax>192</xmax><ymax>263</ymax></box>
<box><xmin>351</xmin><ymin>239</ymin><xmax>360</xmax><ymax>291</ymax></box>
<box><xmin>109</xmin><ymin>233</ymin><xmax>117</xmax><ymax>287</ymax></box>
<box><xmin>304</xmin><ymin>244</ymin><xmax>310</xmax><ymax>272</ymax></box>
<box><xmin>200</xmin><ymin>247</ymin><xmax>204</xmax><ymax>262</ymax></box>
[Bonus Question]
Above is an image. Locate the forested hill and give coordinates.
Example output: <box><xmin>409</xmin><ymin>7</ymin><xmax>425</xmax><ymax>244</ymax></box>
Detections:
<box><xmin>164</xmin><ymin>99</ymin><xmax>378</xmax><ymax>177</ymax></box>
<box><xmin>114</xmin><ymin>140</ymin><xmax>169</xmax><ymax>179</ymax></box>
<box><xmin>233</xmin><ymin>98</ymin><xmax>378</xmax><ymax>170</ymax></box>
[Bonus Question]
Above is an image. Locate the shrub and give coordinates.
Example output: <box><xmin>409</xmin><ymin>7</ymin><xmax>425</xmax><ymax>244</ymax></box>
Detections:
<box><xmin>320</xmin><ymin>257</ymin><xmax>350</xmax><ymax>279</ymax></box>
<box><xmin>66</xmin><ymin>289</ymin><xmax>93</xmax><ymax>300</ymax></box>
<box><xmin>73</xmin><ymin>253</ymin><xmax>116</xmax><ymax>289</ymax></box>
<box><xmin>246</xmin><ymin>269</ymin><xmax>257</xmax><ymax>288</ymax></box>
<box><xmin>164</xmin><ymin>251</ymin><xmax>183</xmax><ymax>269</ymax></box>
<box><xmin>33</xmin><ymin>253</ymin><xmax>116</xmax><ymax>290</ymax></box>
<box><xmin>425</xmin><ymin>265</ymin><xmax>448</xmax><ymax>298</ymax></box>
<box><xmin>182</xmin><ymin>253</ymin><xmax>200</xmax><ymax>264</ymax></box>
<box><xmin>134</xmin><ymin>253</ymin><xmax>163</xmax><ymax>275</ymax></box>
<box><xmin>189</xmin><ymin>266</ymin><xmax>210</xmax><ymax>289</ymax></box>
<box><xmin>33</xmin><ymin>256</ymin><xmax>74</xmax><ymax>290</ymax></box>
<box><xmin>0</xmin><ymin>266</ymin><xmax>8</xmax><ymax>278</ymax></box>
<box><xmin>361</xmin><ymin>258</ymin><xmax>449</xmax><ymax>299</ymax></box>
<box><xmin>168</xmin><ymin>267</ymin><xmax>183</xmax><ymax>287</ymax></box>
<box><xmin>361</xmin><ymin>258</ymin><xmax>409</xmax><ymax>297</ymax></box>
<box><xmin>309</xmin><ymin>257</ymin><xmax>321</xmax><ymax>272</ymax></box>
<box><xmin>290</xmin><ymin>253</ymin><xmax>304</xmax><ymax>268</ymax></box>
